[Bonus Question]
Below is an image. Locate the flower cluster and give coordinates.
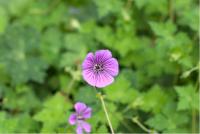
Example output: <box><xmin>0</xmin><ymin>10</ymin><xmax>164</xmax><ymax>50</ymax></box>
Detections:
<box><xmin>69</xmin><ymin>50</ymin><xmax>119</xmax><ymax>134</ymax></box>
<box><xmin>69</xmin><ymin>102</ymin><xmax>92</xmax><ymax>134</ymax></box>
<box><xmin>82</xmin><ymin>50</ymin><xmax>119</xmax><ymax>88</ymax></box>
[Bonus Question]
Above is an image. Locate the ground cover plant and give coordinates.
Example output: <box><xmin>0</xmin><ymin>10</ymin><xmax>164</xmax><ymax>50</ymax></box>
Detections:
<box><xmin>0</xmin><ymin>0</ymin><xmax>199</xmax><ymax>133</ymax></box>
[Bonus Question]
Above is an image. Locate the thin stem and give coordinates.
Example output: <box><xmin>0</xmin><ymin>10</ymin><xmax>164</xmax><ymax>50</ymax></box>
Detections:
<box><xmin>168</xmin><ymin>0</ymin><xmax>174</xmax><ymax>22</ymax></box>
<box><xmin>125</xmin><ymin>0</ymin><xmax>132</xmax><ymax>10</ymax></box>
<box><xmin>192</xmin><ymin>108</ymin><xmax>196</xmax><ymax>133</ymax></box>
<box><xmin>95</xmin><ymin>88</ymin><xmax>114</xmax><ymax>134</ymax></box>
<box><xmin>192</xmin><ymin>71</ymin><xmax>199</xmax><ymax>133</ymax></box>
<box><xmin>99</xmin><ymin>94</ymin><xmax>114</xmax><ymax>134</ymax></box>
<box><xmin>132</xmin><ymin>117</ymin><xmax>155</xmax><ymax>133</ymax></box>
<box><xmin>122</xmin><ymin>103</ymin><xmax>132</xmax><ymax>113</ymax></box>
<box><xmin>67</xmin><ymin>78</ymin><xmax>75</xmax><ymax>94</ymax></box>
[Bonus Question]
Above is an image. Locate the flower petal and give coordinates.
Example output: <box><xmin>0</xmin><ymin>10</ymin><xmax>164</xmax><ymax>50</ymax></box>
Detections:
<box><xmin>76</xmin><ymin>125</ymin><xmax>83</xmax><ymax>134</ymax></box>
<box><xmin>74</xmin><ymin>102</ymin><xmax>87</xmax><ymax>114</ymax></box>
<box><xmin>104</xmin><ymin>58</ymin><xmax>119</xmax><ymax>76</ymax></box>
<box><xmin>82</xmin><ymin>107</ymin><xmax>92</xmax><ymax>119</ymax></box>
<box><xmin>68</xmin><ymin>113</ymin><xmax>76</xmax><ymax>125</ymax></box>
<box><xmin>82</xmin><ymin>52</ymin><xmax>94</xmax><ymax>70</ymax></box>
<box><xmin>95</xmin><ymin>71</ymin><xmax>114</xmax><ymax>88</ymax></box>
<box><xmin>95</xmin><ymin>50</ymin><xmax>112</xmax><ymax>63</ymax></box>
<box><xmin>81</xmin><ymin>121</ymin><xmax>91</xmax><ymax>133</ymax></box>
<box><xmin>82</xmin><ymin>69</ymin><xmax>96</xmax><ymax>87</ymax></box>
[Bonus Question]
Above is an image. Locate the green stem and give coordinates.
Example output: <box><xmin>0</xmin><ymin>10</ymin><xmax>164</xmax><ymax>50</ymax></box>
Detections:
<box><xmin>67</xmin><ymin>78</ymin><xmax>75</xmax><ymax>94</ymax></box>
<box><xmin>192</xmin><ymin>108</ymin><xmax>196</xmax><ymax>133</ymax></box>
<box><xmin>95</xmin><ymin>88</ymin><xmax>114</xmax><ymax>134</ymax></box>
<box><xmin>132</xmin><ymin>117</ymin><xmax>155</xmax><ymax>133</ymax></box>
<box><xmin>192</xmin><ymin>70</ymin><xmax>199</xmax><ymax>133</ymax></box>
<box><xmin>99</xmin><ymin>93</ymin><xmax>114</xmax><ymax>134</ymax></box>
<box><xmin>168</xmin><ymin>0</ymin><xmax>174</xmax><ymax>22</ymax></box>
<box><xmin>125</xmin><ymin>0</ymin><xmax>132</xmax><ymax>10</ymax></box>
<box><xmin>122</xmin><ymin>103</ymin><xmax>132</xmax><ymax>113</ymax></box>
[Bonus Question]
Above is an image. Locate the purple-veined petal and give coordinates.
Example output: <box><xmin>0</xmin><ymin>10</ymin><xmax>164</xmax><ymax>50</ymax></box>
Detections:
<box><xmin>82</xmin><ymin>107</ymin><xmax>92</xmax><ymax>119</ymax></box>
<box><xmin>81</xmin><ymin>121</ymin><xmax>91</xmax><ymax>133</ymax></box>
<box><xmin>82</xmin><ymin>52</ymin><xmax>94</xmax><ymax>70</ymax></box>
<box><xmin>74</xmin><ymin>102</ymin><xmax>87</xmax><ymax>114</ymax></box>
<box><xmin>95</xmin><ymin>50</ymin><xmax>112</xmax><ymax>63</ymax></box>
<box><xmin>76</xmin><ymin>125</ymin><xmax>83</xmax><ymax>134</ymax></box>
<box><xmin>82</xmin><ymin>69</ymin><xmax>96</xmax><ymax>87</ymax></box>
<box><xmin>104</xmin><ymin>58</ymin><xmax>119</xmax><ymax>76</ymax></box>
<box><xmin>68</xmin><ymin>113</ymin><xmax>77</xmax><ymax>125</ymax></box>
<box><xmin>82</xmin><ymin>49</ymin><xmax>119</xmax><ymax>88</ymax></box>
<box><xmin>95</xmin><ymin>71</ymin><xmax>114</xmax><ymax>88</ymax></box>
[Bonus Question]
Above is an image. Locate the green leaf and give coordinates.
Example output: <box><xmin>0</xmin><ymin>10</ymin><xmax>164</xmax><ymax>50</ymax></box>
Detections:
<box><xmin>135</xmin><ymin>0</ymin><xmax>168</xmax><ymax>15</ymax></box>
<box><xmin>146</xmin><ymin>111</ymin><xmax>189</xmax><ymax>132</ymax></box>
<box><xmin>75</xmin><ymin>86</ymin><xmax>97</xmax><ymax>104</ymax></box>
<box><xmin>40</xmin><ymin>27</ymin><xmax>63</xmax><ymax>66</ymax></box>
<box><xmin>33</xmin><ymin>93</ymin><xmax>72</xmax><ymax>132</ymax></box>
<box><xmin>95</xmin><ymin>26</ymin><xmax>114</xmax><ymax>48</ymax></box>
<box><xmin>88</xmin><ymin>109</ymin><xmax>107</xmax><ymax>132</ymax></box>
<box><xmin>149</xmin><ymin>21</ymin><xmax>176</xmax><ymax>37</ymax></box>
<box><xmin>0</xmin><ymin>24</ymin><xmax>47</xmax><ymax>84</ymax></box>
<box><xmin>88</xmin><ymin>102</ymin><xmax>122</xmax><ymax>132</ymax></box>
<box><xmin>0</xmin><ymin>112</ymin><xmax>39</xmax><ymax>132</ymax></box>
<box><xmin>96</xmin><ymin>125</ymin><xmax>108</xmax><ymax>132</ymax></box>
<box><xmin>93</xmin><ymin>0</ymin><xmax>123</xmax><ymax>17</ymax></box>
<box><xmin>146</xmin><ymin>114</ymin><xmax>168</xmax><ymax>131</ymax></box>
<box><xmin>60</xmin><ymin>33</ymin><xmax>91</xmax><ymax>68</ymax></box>
<box><xmin>140</xmin><ymin>85</ymin><xmax>170</xmax><ymax>113</ymax></box>
<box><xmin>145</xmin><ymin>100</ymin><xmax>190</xmax><ymax>132</ymax></box>
<box><xmin>177</xmin><ymin>7</ymin><xmax>198</xmax><ymax>31</ymax></box>
<box><xmin>0</xmin><ymin>111</ymin><xmax>18</xmax><ymax>132</ymax></box>
<box><xmin>107</xmin><ymin>102</ymin><xmax>123</xmax><ymax>130</ymax></box>
<box><xmin>95</xmin><ymin>23</ymin><xmax>138</xmax><ymax>57</ymax></box>
<box><xmin>64</xmin><ymin>33</ymin><xmax>90</xmax><ymax>53</ymax></box>
<box><xmin>0</xmin><ymin>0</ymin><xmax>34</xmax><ymax>16</ymax></box>
<box><xmin>14</xmin><ymin>113</ymin><xmax>40</xmax><ymax>132</ymax></box>
<box><xmin>104</xmin><ymin>71</ymin><xmax>139</xmax><ymax>104</ymax></box>
<box><xmin>175</xmin><ymin>0</ymin><xmax>198</xmax><ymax>31</ymax></box>
<box><xmin>3</xmin><ymin>85</ymin><xmax>41</xmax><ymax>112</ymax></box>
<box><xmin>175</xmin><ymin>84</ymin><xmax>199</xmax><ymax>111</ymax></box>
<box><xmin>0</xmin><ymin>7</ymin><xmax>8</xmax><ymax>34</ymax></box>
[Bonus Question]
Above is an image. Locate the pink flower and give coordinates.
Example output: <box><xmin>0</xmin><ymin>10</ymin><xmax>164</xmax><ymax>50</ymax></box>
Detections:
<box><xmin>68</xmin><ymin>102</ymin><xmax>92</xmax><ymax>134</ymax></box>
<box><xmin>82</xmin><ymin>50</ymin><xmax>119</xmax><ymax>88</ymax></box>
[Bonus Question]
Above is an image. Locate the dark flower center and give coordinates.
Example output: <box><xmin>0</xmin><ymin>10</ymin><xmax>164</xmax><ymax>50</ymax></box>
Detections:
<box><xmin>94</xmin><ymin>64</ymin><xmax>103</xmax><ymax>72</ymax></box>
<box><xmin>77</xmin><ymin>115</ymin><xmax>84</xmax><ymax>120</ymax></box>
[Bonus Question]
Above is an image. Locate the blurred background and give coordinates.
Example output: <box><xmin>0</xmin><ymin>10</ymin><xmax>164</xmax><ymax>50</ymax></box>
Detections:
<box><xmin>0</xmin><ymin>0</ymin><xmax>199</xmax><ymax>133</ymax></box>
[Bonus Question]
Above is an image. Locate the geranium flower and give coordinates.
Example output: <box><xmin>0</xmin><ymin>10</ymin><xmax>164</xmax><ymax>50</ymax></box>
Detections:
<box><xmin>68</xmin><ymin>102</ymin><xmax>92</xmax><ymax>134</ymax></box>
<box><xmin>82</xmin><ymin>50</ymin><xmax>119</xmax><ymax>88</ymax></box>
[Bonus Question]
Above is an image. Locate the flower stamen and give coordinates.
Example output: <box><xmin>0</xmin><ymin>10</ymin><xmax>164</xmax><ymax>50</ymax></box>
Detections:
<box><xmin>77</xmin><ymin>115</ymin><xmax>84</xmax><ymax>120</ymax></box>
<box><xmin>94</xmin><ymin>64</ymin><xmax>103</xmax><ymax>72</ymax></box>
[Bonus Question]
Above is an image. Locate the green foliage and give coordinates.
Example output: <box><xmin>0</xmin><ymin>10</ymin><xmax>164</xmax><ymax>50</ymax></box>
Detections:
<box><xmin>33</xmin><ymin>93</ymin><xmax>72</xmax><ymax>132</ymax></box>
<box><xmin>145</xmin><ymin>100</ymin><xmax>190</xmax><ymax>132</ymax></box>
<box><xmin>93</xmin><ymin>0</ymin><xmax>123</xmax><ymax>17</ymax></box>
<box><xmin>0</xmin><ymin>7</ymin><xmax>8</xmax><ymax>34</ymax></box>
<box><xmin>0</xmin><ymin>112</ymin><xmax>39</xmax><ymax>132</ymax></box>
<box><xmin>105</xmin><ymin>71</ymin><xmax>139</xmax><ymax>104</ymax></box>
<box><xmin>175</xmin><ymin>85</ymin><xmax>199</xmax><ymax>111</ymax></box>
<box><xmin>149</xmin><ymin>21</ymin><xmax>176</xmax><ymax>37</ymax></box>
<box><xmin>139</xmin><ymin>85</ymin><xmax>171</xmax><ymax>113</ymax></box>
<box><xmin>146</xmin><ymin>112</ymin><xmax>189</xmax><ymax>132</ymax></box>
<box><xmin>75</xmin><ymin>86</ymin><xmax>97</xmax><ymax>104</ymax></box>
<box><xmin>0</xmin><ymin>24</ymin><xmax>47</xmax><ymax>84</ymax></box>
<box><xmin>3</xmin><ymin>85</ymin><xmax>41</xmax><ymax>112</ymax></box>
<box><xmin>135</xmin><ymin>0</ymin><xmax>168</xmax><ymax>15</ymax></box>
<box><xmin>0</xmin><ymin>0</ymin><xmax>198</xmax><ymax>133</ymax></box>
